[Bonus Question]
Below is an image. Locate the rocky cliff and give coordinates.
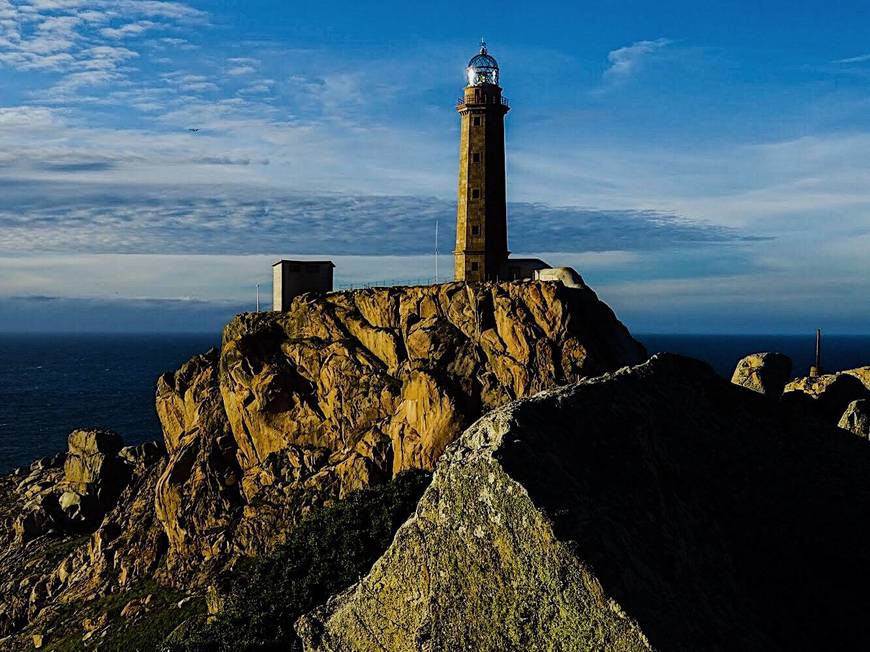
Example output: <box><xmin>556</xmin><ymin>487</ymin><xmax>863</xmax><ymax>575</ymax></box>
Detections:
<box><xmin>298</xmin><ymin>354</ymin><xmax>870</xmax><ymax>651</ymax></box>
<box><xmin>0</xmin><ymin>278</ymin><xmax>647</xmax><ymax>648</ymax></box>
<box><xmin>7</xmin><ymin>276</ymin><xmax>866</xmax><ymax>650</ymax></box>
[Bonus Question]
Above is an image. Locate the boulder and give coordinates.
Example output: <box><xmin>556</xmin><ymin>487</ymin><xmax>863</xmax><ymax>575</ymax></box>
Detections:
<box><xmin>119</xmin><ymin>441</ymin><xmax>165</xmax><ymax>468</ymax></box>
<box><xmin>60</xmin><ymin>429</ymin><xmax>130</xmax><ymax>527</ymax></box>
<box><xmin>839</xmin><ymin>399</ymin><xmax>870</xmax><ymax>438</ymax></box>
<box><xmin>731</xmin><ymin>352</ymin><xmax>792</xmax><ymax>396</ymax></box>
<box><xmin>298</xmin><ymin>354</ymin><xmax>870</xmax><ymax>651</ymax></box>
<box><xmin>12</xmin><ymin>495</ymin><xmax>57</xmax><ymax>544</ymax></box>
<box><xmin>119</xmin><ymin>598</ymin><xmax>146</xmax><ymax>620</ymax></box>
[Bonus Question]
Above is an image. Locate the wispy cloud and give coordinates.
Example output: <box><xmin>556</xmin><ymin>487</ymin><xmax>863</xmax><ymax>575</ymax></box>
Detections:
<box><xmin>100</xmin><ymin>20</ymin><xmax>157</xmax><ymax>40</ymax></box>
<box><xmin>833</xmin><ymin>53</ymin><xmax>870</xmax><ymax>64</ymax></box>
<box><xmin>603</xmin><ymin>37</ymin><xmax>672</xmax><ymax>82</ymax></box>
<box><xmin>0</xmin><ymin>0</ymin><xmax>205</xmax><ymax>78</ymax></box>
<box><xmin>226</xmin><ymin>56</ymin><xmax>258</xmax><ymax>76</ymax></box>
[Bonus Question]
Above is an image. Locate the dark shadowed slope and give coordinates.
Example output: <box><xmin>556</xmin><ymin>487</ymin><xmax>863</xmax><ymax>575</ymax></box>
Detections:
<box><xmin>300</xmin><ymin>354</ymin><xmax>870</xmax><ymax>651</ymax></box>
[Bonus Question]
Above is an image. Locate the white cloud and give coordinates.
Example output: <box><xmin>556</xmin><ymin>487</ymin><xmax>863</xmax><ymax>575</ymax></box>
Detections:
<box><xmin>238</xmin><ymin>78</ymin><xmax>274</xmax><ymax>94</ymax></box>
<box><xmin>833</xmin><ymin>53</ymin><xmax>870</xmax><ymax>64</ymax></box>
<box><xmin>227</xmin><ymin>64</ymin><xmax>255</xmax><ymax>76</ymax></box>
<box><xmin>0</xmin><ymin>0</ymin><xmax>204</xmax><ymax>77</ymax></box>
<box><xmin>100</xmin><ymin>20</ymin><xmax>157</xmax><ymax>40</ymax></box>
<box><xmin>161</xmin><ymin>71</ymin><xmax>219</xmax><ymax>93</ymax></box>
<box><xmin>0</xmin><ymin>105</ymin><xmax>57</xmax><ymax>127</ymax></box>
<box><xmin>603</xmin><ymin>37</ymin><xmax>672</xmax><ymax>82</ymax></box>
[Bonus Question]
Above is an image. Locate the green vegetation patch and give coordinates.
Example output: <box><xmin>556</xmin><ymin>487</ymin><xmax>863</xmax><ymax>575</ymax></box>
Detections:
<box><xmin>165</xmin><ymin>470</ymin><xmax>431</xmax><ymax>652</ymax></box>
<box><xmin>32</xmin><ymin>579</ymin><xmax>204</xmax><ymax>652</ymax></box>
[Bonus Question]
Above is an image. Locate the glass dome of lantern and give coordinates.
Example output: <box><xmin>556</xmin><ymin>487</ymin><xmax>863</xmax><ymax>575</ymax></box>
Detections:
<box><xmin>466</xmin><ymin>41</ymin><xmax>499</xmax><ymax>86</ymax></box>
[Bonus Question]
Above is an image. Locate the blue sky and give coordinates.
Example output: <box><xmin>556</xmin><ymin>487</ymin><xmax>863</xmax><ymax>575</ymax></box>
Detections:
<box><xmin>1</xmin><ymin>0</ymin><xmax>869</xmax><ymax>333</ymax></box>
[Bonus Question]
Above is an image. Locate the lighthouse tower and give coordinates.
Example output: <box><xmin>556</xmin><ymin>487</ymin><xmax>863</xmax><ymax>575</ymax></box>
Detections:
<box><xmin>454</xmin><ymin>42</ymin><xmax>510</xmax><ymax>283</ymax></box>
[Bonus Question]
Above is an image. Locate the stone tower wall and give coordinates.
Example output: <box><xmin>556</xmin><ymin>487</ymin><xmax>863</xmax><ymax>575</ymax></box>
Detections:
<box><xmin>454</xmin><ymin>84</ymin><xmax>509</xmax><ymax>283</ymax></box>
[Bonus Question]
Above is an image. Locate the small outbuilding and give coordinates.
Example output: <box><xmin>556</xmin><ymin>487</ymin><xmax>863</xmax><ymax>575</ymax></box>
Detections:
<box><xmin>272</xmin><ymin>259</ymin><xmax>335</xmax><ymax>311</ymax></box>
<box><xmin>501</xmin><ymin>258</ymin><xmax>550</xmax><ymax>281</ymax></box>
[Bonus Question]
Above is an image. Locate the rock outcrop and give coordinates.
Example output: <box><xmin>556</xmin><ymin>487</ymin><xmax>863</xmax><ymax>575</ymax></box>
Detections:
<box><xmin>731</xmin><ymin>352</ymin><xmax>792</xmax><ymax>396</ymax></box>
<box><xmin>0</xmin><ymin>430</ymin><xmax>166</xmax><ymax>645</ymax></box>
<box><xmin>154</xmin><ymin>348</ymin><xmax>243</xmax><ymax>579</ymax></box>
<box><xmin>199</xmin><ymin>280</ymin><xmax>645</xmax><ymax>561</ymax></box>
<box><xmin>10</xmin><ymin>429</ymin><xmax>132</xmax><ymax>544</ymax></box>
<box><xmin>839</xmin><ymin>399</ymin><xmax>870</xmax><ymax>438</ymax></box>
<box><xmin>298</xmin><ymin>354</ymin><xmax>870</xmax><ymax>652</ymax></box>
<box><xmin>784</xmin><ymin>366</ymin><xmax>870</xmax><ymax>422</ymax></box>
<box><xmin>60</xmin><ymin>428</ymin><xmax>131</xmax><ymax>527</ymax></box>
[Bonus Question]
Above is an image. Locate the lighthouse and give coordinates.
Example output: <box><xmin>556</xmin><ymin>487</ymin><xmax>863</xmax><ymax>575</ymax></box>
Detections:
<box><xmin>454</xmin><ymin>41</ymin><xmax>510</xmax><ymax>283</ymax></box>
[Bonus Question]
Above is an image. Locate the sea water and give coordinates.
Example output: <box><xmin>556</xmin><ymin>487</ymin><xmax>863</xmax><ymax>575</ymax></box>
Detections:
<box><xmin>0</xmin><ymin>333</ymin><xmax>867</xmax><ymax>473</ymax></box>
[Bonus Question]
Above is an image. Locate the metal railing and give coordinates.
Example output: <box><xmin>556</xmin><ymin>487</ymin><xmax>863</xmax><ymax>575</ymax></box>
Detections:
<box><xmin>333</xmin><ymin>277</ymin><xmax>437</xmax><ymax>291</ymax></box>
<box><xmin>456</xmin><ymin>95</ymin><xmax>509</xmax><ymax>109</ymax></box>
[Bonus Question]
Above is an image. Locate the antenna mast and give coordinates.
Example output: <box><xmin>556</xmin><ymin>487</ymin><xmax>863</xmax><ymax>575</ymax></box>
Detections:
<box><xmin>811</xmin><ymin>328</ymin><xmax>822</xmax><ymax>377</ymax></box>
<box><xmin>435</xmin><ymin>219</ymin><xmax>439</xmax><ymax>283</ymax></box>
<box><xmin>256</xmin><ymin>283</ymin><xmax>260</xmax><ymax>313</ymax></box>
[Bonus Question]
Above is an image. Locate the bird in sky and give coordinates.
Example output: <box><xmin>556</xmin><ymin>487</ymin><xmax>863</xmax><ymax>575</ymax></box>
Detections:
<box><xmin>187</xmin><ymin>128</ymin><xmax>200</xmax><ymax>133</ymax></box>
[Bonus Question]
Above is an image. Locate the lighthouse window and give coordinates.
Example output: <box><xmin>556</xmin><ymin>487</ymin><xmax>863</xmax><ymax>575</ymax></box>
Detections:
<box><xmin>471</xmin><ymin>188</ymin><xmax>480</xmax><ymax>199</ymax></box>
<box><xmin>472</xmin><ymin>116</ymin><xmax>481</xmax><ymax>126</ymax></box>
<box><xmin>472</xmin><ymin>152</ymin><xmax>481</xmax><ymax>162</ymax></box>
<box><xmin>472</xmin><ymin>225</ymin><xmax>480</xmax><ymax>235</ymax></box>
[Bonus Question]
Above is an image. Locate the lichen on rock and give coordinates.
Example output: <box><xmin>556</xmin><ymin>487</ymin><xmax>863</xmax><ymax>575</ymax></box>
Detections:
<box><xmin>839</xmin><ymin>399</ymin><xmax>870</xmax><ymax>438</ymax></box>
<box><xmin>298</xmin><ymin>354</ymin><xmax>870</xmax><ymax>651</ymax></box>
<box><xmin>731</xmin><ymin>352</ymin><xmax>792</xmax><ymax>396</ymax></box>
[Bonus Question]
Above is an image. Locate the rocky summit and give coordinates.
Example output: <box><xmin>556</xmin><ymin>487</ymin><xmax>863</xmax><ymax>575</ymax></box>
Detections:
<box><xmin>298</xmin><ymin>354</ymin><xmax>870</xmax><ymax>652</ymax></box>
<box><xmin>0</xmin><ymin>278</ymin><xmax>647</xmax><ymax>649</ymax></box>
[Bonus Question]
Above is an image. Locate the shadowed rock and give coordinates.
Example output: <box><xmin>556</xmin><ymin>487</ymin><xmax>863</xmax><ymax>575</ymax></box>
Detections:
<box><xmin>298</xmin><ymin>354</ymin><xmax>870</xmax><ymax>652</ymax></box>
<box><xmin>784</xmin><ymin>369</ymin><xmax>870</xmax><ymax>423</ymax></box>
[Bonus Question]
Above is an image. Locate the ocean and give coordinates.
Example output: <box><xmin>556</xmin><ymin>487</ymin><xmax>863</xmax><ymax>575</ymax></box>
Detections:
<box><xmin>0</xmin><ymin>333</ymin><xmax>868</xmax><ymax>473</ymax></box>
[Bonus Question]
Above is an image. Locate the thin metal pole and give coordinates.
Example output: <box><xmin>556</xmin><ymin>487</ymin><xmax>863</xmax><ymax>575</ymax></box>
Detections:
<box><xmin>815</xmin><ymin>328</ymin><xmax>822</xmax><ymax>372</ymax></box>
<box><xmin>435</xmin><ymin>219</ymin><xmax>439</xmax><ymax>284</ymax></box>
<box><xmin>256</xmin><ymin>284</ymin><xmax>260</xmax><ymax>312</ymax></box>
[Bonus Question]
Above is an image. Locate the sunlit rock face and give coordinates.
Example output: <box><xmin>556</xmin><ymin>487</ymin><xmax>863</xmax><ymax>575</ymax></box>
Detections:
<box><xmin>731</xmin><ymin>352</ymin><xmax>792</xmax><ymax>396</ymax></box>
<box><xmin>298</xmin><ymin>354</ymin><xmax>870</xmax><ymax>652</ymax></box>
<box><xmin>154</xmin><ymin>349</ymin><xmax>242</xmax><ymax>579</ymax></box>
<box><xmin>840</xmin><ymin>399</ymin><xmax>870</xmax><ymax>438</ymax></box>
<box><xmin>206</xmin><ymin>279</ymin><xmax>646</xmax><ymax>559</ymax></box>
<box><xmin>0</xmin><ymin>278</ymin><xmax>646</xmax><ymax>645</ymax></box>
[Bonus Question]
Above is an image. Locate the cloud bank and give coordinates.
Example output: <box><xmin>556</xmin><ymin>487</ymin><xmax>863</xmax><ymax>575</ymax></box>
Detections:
<box><xmin>0</xmin><ymin>181</ymin><xmax>746</xmax><ymax>256</ymax></box>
